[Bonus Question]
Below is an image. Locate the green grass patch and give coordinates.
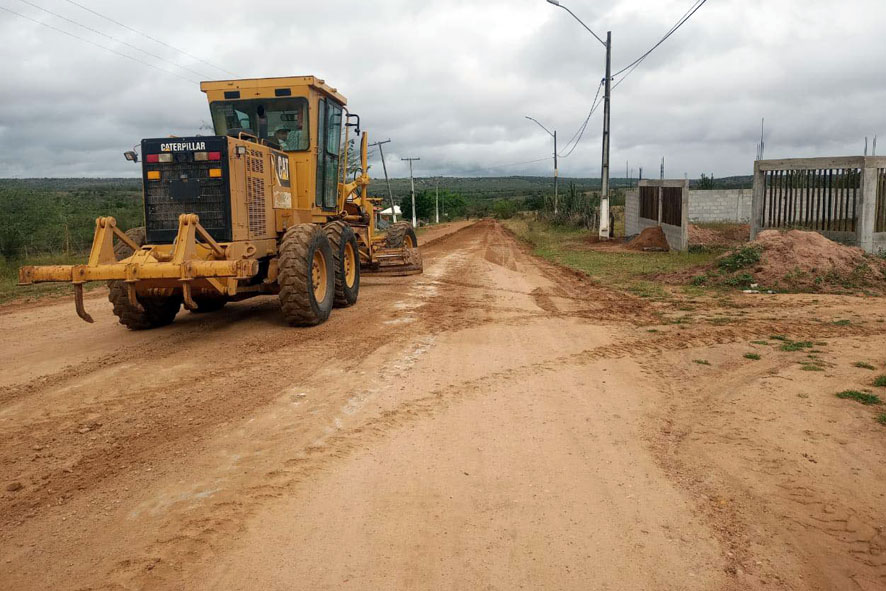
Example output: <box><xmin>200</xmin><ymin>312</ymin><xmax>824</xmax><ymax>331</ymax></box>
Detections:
<box><xmin>832</xmin><ymin>319</ymin><xmax>851</xmax><ymax>326</ymax></box>
<box><xmin>502</xmin><ymin>219</ymin><xmax>720</xmax><ymax>294</ymax></box>
<box><xmin>780</xmin><ymin>340</ymin><xmax>814</xmax><ymax>352</ymax></box>
<box><xmin>693</xmin><ymin>359</ymin><xmax>711</xmax><ymax>366</ymax></box>
<box><xmin>800</xmin><ymin>364</ymin><xmax>825</xmax><ymax>372</ymax></box>
<box><xmin>836</xmin><ymin>390</ymin><xmax>882</xmax><ymax>405</ymax></box>
<box><xmin>744</xmin><ymin>353</ymin><xmax>762</xmax><ymax>360</ymax></box>
<box><xmin>873</xmin><ymin>375</ymin><xmax>886</xmax><ymax>387</ymax></box>
<box><xmin>717</xmin><ymin>246</ymin><xmax>761</xmax><ymax>272</ymax></box>
<box><xmin>1</xmin><ymin>252</ymin><xmax>94</xmax><ymax>304</ymax></box>
<box><xmin>769</xmin><ymin>335</ymin><xmax>788</xmax><ymax>341</ymax></box>
<box><xmin>750</xmin><ymin>340</ymin><xmax>769</xmax><ymax>345</ymax></box>
<box><xmin>854</xmin><ymin>361</ymin><xmax>876</xmax><ymax>370</ymax></box>
<box><xmin>877</xmin><ymin>413</ymin><xmax>886</xmax><ymax>426</ymax></box>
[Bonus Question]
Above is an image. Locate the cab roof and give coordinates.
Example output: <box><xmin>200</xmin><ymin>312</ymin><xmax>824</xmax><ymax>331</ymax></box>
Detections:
<box><xmin>199</xmin><ymin>76</ymin><xmax>347</xmax><ymax>105</ymax></box>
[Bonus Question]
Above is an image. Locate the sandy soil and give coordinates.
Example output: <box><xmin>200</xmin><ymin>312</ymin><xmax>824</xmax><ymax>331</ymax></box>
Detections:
<box><xmin>1</xmin><ymin>219</ymin><xmax>884</xmax><ymax>590</ymax></box>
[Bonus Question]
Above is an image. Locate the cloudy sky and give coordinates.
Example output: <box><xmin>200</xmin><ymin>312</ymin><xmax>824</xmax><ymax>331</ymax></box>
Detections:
<box><xmin>0</xmin><ymin>0</ymin><xmax>883</xmax><ymax>179</ymax></box>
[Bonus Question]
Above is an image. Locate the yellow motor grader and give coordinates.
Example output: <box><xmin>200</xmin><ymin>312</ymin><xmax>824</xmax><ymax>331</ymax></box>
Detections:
<box><xmin>18</xmin><ymin>76</ymin><xmax>421</xmax><ymax>329</ymax></box>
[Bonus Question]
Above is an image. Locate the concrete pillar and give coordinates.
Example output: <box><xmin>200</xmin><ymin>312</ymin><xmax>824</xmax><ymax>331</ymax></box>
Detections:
<box><xmin>750</xmin><ymin>161</ymin><xmax>766</xmax><ymax>240</ymax></box>
<box><xmin>859</xmin><ymin>158</ymin><xmax>878</xmax><ymax>252</ymax></box>
<box><xmin>680</xmin><ymin>179</ymin><xmax>689</xmax><ymax>251</ymax></box>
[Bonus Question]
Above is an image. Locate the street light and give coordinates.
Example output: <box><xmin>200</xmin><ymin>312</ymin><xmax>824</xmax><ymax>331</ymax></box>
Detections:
<box><xmin>547</xmin><ymin>0</ymin><xmax>612</xmax><ymax>239</ymax></box>
<box><xmin>525</xmin><ymin>115</ymin><xmax>558</xmax><ymax>215</ymax></box>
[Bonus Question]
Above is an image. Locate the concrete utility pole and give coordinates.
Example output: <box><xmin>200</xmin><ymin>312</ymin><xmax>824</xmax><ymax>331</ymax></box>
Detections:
<box><xmin>600</xmin><ymin>30</ymin><xmax>612</xmax><ymax>239</ymax></box>
<box><xmin>401</xmin><ymin>157</ymin><xmax>420</xmax><ymax>227</ymax></box>
<box><xmin>370</xmin><ymin>139</ymin><xmax>396</xmax><ymax>222</ymax></box>
<box><xmin>546</xmin><ymin>1</ymin><xmax>611</xmax><ymax>238</ymax></box>
<box><xmin>525</xmin><ymin>115</ymin><xmax>558</xmax><ymax>214</ymax></box>
<box><xmin>435</xmin><ymin>178</ymin><xmax>440</xmax><ymax>224</ymax></box>
<box><xmin>660</xmin><ymin>156</ymin><xmax>665</xmax><ymax>180</ymax></box>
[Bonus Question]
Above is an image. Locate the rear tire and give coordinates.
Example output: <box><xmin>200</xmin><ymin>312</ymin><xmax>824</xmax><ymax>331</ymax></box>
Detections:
<box><xmin>107</xmin><ymin>227</ymin><xmax>181</xmax><ymax>330</ymax></box>
<box><xmin>385</xmin><ymin>222</ymin><xmax>418</xmax><ymax>249</ymax></box>
<box><xmin>324</xmin><ymin>221</ymin><xmax>360</xmax><ymax>308</ymax></box>
<box><xmin>278</xmin><ymin>224</ymin><xmax>335</xmax><ymax>326</ymax></box>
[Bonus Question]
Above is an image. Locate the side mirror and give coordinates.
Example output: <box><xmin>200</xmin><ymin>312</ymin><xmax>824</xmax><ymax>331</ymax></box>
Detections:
<box><xmin>123</xmin><ymin>150</ymin><xmax>139</xmax><ymax>163</ymax></box>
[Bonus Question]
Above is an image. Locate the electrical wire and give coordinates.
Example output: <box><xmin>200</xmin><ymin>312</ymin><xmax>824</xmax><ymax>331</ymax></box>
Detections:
<box><xmin>558</xmin><ymin>79</ymin><xmax>605</xmax><ymax>158</ymax></box>
<box><xmin>14</xmin><ymin>0</ymin><xmax>213</xmax><ymax>79</ymax></box>
<box><xmin>611</xmin><ymin>0</ymin><xmax>708</xmax><ymax>83</ymax></box>
<box><xmin>0</xmin><ymin>4</ymin><xmax>198</xmax><ymax>83</ymax></box>
<box><xmin>60</xmin><ymin>0</ymin><xmax>238</xmax><ymax>78</ymax></box>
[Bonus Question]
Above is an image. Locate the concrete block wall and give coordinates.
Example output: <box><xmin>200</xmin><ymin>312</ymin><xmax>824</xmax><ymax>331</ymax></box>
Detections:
<box><xmin>625</xmin><ymin>188</ymin><xmax>753</xmax><ymax>224</ymax></box>
<box><xmin>626</xmin><ymin>180</ymin><xmax>690</xmax><ymax>251</ymax></box>
<box><xmin>689</xmin><ymin>189</ymin><xmax>753</xmax><ymax>223</ymax></box>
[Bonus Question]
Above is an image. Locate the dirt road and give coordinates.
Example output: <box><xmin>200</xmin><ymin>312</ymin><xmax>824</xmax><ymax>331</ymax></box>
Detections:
<box><xmin>1</xmin><ymin>220</ymin><xmax>885</xmax><ymax>590</ymax></box>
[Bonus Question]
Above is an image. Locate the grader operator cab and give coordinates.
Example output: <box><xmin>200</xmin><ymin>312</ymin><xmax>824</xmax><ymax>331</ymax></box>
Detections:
<box><xmin>18</xmin><ymin>76</ymin><xmax>421</xmax><ymax>329</ymax></box>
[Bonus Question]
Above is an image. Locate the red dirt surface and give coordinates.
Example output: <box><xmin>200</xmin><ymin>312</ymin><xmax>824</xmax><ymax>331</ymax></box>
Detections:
<box><xmin>626</xmin><ymin>225</ymin><xmax>670</xmax><ymax>251</ymax></box>
<box><xmin>749</xmin><ymin>229</ymin><xmax>885</xmax><ymax>292</ymax></box>
<box><xmin>689</xmin><ymin>224</ymin><xmax>750</xmax><ymax>247</ymax></box>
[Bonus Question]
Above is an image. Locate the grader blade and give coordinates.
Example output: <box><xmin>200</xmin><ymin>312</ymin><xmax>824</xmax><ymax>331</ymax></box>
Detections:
<box><xmin>365</xmin><ymin>246</ymin><xmax>423</xmax><ymax>276</ymax></box>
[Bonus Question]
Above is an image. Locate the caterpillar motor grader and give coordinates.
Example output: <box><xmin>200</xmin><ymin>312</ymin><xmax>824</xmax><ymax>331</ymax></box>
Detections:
<box><xmin>18</xmin><ymin>76</ymin><xmax>421</xmax><ymax>329</ymax></box>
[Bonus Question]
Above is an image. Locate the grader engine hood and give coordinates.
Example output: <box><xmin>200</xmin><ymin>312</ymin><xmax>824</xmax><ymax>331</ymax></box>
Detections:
<box><xmin>141</xmin><ymin>136</ymin><xmax>232</xmax><ymax>244</ymax></box>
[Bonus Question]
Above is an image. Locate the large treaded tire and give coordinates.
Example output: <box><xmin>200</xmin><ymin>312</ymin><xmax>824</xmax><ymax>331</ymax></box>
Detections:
<box><xmin>278</xmin><ymin>224</ymin><xmax>335</xmax><ymax>326</ymax></box>
<box><xmin>107</xmin><ymin>227</ymin><xmax>182</xmax><ymax>330</ymax></box>
<box><xmin>324</xmin><ymin>221</ymin><xmax>360</xmax><ymax>308</ymax></box>
<box><xmin>385</xmin><ymin>222</ymin><xmax>418</xmax><ymax>249</ymax></box>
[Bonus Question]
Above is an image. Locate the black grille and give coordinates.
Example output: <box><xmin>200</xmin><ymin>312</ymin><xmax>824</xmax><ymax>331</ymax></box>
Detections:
<box><xmin>141</xmin><ymin>137</ymin><xmax>231</xmax><ymax>244</ymax></box>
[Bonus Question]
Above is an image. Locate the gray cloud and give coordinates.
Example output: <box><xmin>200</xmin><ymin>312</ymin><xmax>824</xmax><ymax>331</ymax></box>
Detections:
<box><xmin>0</xmin><ymin>0</ymin><xmax>883</xmax><ymax>180</ymax></box>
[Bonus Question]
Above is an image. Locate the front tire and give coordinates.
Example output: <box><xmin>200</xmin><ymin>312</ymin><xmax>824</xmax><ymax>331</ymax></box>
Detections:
<box><xmin>385</xmin><ymin>222</ymin><xmax>418</xmax><ymax>249</ymax></box>
<box><xmin>324</xmin><ymin>221</ymin><xmax>360</xmax><ymax>308</ymax></box>
<box><xmin>107</xmin><ymin>226</ymin><xmax>181</xmax><ymax>330</ymax></box>
<box><xmin>278</xmin><ymin>224</ymin><xmax>335</xmax><ymax>326</ymax></box>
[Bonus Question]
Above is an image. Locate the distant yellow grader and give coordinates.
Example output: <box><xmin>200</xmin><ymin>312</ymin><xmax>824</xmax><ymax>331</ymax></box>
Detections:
<box><xmin>19</xmin><ymin>76</ymin><xmax>421</xmax><ymax>329</ymax></box>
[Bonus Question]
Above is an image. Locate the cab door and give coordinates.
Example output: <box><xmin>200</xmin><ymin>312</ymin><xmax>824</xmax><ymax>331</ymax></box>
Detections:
<box><xmin>315</xmin><ymin>98</ymin><xmax>343</xmax><ymax>210</ymax></box>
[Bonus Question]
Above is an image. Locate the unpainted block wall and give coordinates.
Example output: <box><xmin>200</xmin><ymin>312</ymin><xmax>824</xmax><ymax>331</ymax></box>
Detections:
<box><xmin>625</xmin><ymin>189</ymin><xmax>752</xmax><ymax>224</ymax></box>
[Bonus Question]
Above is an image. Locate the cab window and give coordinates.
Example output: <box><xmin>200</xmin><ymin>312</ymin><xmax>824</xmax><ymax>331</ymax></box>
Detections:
<box><xmin>209</xmin><ymin>98</ymin><xmax>309</xmax><ymax>151</ymax></box>
<box><xmin>315</xmin><ymin>98</ymin><xmax>343</xmax><ymax>209</ymax></box>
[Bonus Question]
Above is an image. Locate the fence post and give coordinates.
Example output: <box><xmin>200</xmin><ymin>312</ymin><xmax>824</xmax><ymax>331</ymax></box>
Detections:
<box><xmin>657</xmin><ymin>186</ymin><xmax>663</xmax><ymax>226</ymax></box>
<box><xmin>680</xmin><ymin>179</ymin><xmax>689</xmax><ymax>251</ymax></box>
<box><xmin>750</xmin><ymin>161</ymin><xmax>765</xmax><ymax>240</ymax></box>
<box><xmin>859</xmin><ymin>158</ymin><xmax>877</xmax><ymax>252</ymax></box>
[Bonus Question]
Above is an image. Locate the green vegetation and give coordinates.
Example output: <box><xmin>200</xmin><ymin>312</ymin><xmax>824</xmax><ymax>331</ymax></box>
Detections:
<box><xmin>780</xmin><ymin>340</ymin><xmax>813</xmax><ymax>352</ymax></box>
<box><xmin>744</xmin><ymin>353</ymin><xmax>761</xmax><ymax>360</ymax></box>
<box><xmin>750</xmin><ymin>340</ymin><xmax>769</xmax><ymax>345</ymax></box>
<box><xmin>717</xmin><ymin>246</ymin><xmax>762</xmax><ymax>272</ymax></box>
<box><xmin>832</xmin><ymin>319</ymin><xmax>851</xmax><ymax>326</ymax></box>
<box><xmin>873</xmin><ymin>375</ymin><xmax>886</xmax><ymax>387</ymax></box>
<box><xmin>877</xmin><ymin>413</ymin><xmax>886</xmax><ymax>426</ymax></box>
<box><xmin>502</xmin><ymin>218</ymin><xmax>720</xmax><ymax>296</ymax></box>
<box><xmin>769</xmin><ymin>335</ymin><xmax>788</xmax><ymax>341</ymax></box>
<box><xmin>800</xmin><ymin>364</ymin><xmax>824</xmax><ymax>371</ymax></box>
<box><xmin>854</xmin><ymin>361</ymin><xmax>876</xmax><ymax>370</ymax></box>
<box><xmin>693</xmin><ymin>359</ymin><xmax>711</xmax><ymax>366</ymax></box>
<box><xmin>836</xmin><ymin>390</ymin><xmax>882</xmax><ymax>405</ymax></box>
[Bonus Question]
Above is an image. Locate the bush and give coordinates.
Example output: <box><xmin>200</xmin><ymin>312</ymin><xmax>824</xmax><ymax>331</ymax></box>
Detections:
<box><xmin>718</xmin><ymin>246</ymin><xmax>762</xmax><ymax>272</ymax></box>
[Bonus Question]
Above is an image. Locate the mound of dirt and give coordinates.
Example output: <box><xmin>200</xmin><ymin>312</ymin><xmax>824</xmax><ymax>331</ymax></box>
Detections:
<box><xmin>664</xmin><ymin>229</ymin><xmax>886</xmax><ymax>293</ymax></box>
<box><xmin>689</xmin><ymin>224</ymin><xmax>750</xmax><ymax>247</ymax></box>
<box><xmin>747</xmin><ymin>229</ymin><xmax>884</xmax><ymax>291</ymax></box>
<box><xmin>626</xmin><ymin>226</ymin><xmax>670</xmax><ymax>251</ymax></box>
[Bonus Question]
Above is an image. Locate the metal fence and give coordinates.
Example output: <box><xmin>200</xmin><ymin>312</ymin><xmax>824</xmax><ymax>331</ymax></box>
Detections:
<box><xmin>630</xmin><ymin>179</ymin><xmax>689</xmax><ymax>251</ymax></box>
<box><xmin>752</xmin><ymin>156</ymin><xmax>886</xmax><ymax>252</ymax></box>
<box><xmin>877</xmin><ymin>168</ymin><xmax>886</xmax><ymax>233</ymax></box>
<box><xmin>661</xmin><ymin>187</ymin><xmax>683</xmax><ymax>226</ymax></box>
<box><xmin>639</xmin><ymin>186</ymin><xmax>659</xmax><ymax>220</ymax></box>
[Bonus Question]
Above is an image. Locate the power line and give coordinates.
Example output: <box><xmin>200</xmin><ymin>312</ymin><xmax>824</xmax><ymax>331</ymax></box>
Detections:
<box><xmin>558</xmin><ymin>79</ymin><xmax>606</xmax><ymax>158</ymax></box>
<box><xmin>14</xmin><ymin>0</ymin><xmax>213</xmax><ymax>79</ymax></box>
<box><xmin>0</xmin><ymin>5</ymin><xmax>197</xmax><ymax>83</ymax></box>
<box><xmin>60</xmin><ymin>0</ymin><xmax>238</xmax><ymax>78</ymax></box>
<box><xmin>611</xmin><ymin>0</ymin><xmax>708</xmax><ymax>82</ymax></box>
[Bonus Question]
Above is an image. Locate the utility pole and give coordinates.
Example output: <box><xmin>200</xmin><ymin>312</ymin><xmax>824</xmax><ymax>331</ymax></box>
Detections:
<box><xmin>435</xmin><ymin>178</ymin><xmax>440</xmax><ymax>224</ymax></box>
<box><xmin>599</xmin><ymin>30</ymin><xmax>612</xmax><ymax>239</ymax></box>
<box><xmin>660</xmin><ymin>156</ymin><xmax>665</xmax><ymax>180</ymax></box>
<box><xmin>370</xmin><ymin>139</ymin><xmax>396</xmax><ymax>222</ymax></box>
<box><xmin>401</xmin><ymin>157</ymin><xmax>420</xmax><ymax>227</ymax></box>
<box><xmin>525</xmin><ymin>115</ymin><xmax>558</xmax><ymax>214</ymax></box>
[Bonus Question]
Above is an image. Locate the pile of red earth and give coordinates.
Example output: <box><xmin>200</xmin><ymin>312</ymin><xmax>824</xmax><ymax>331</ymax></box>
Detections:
<box><xmin>688</xmin><ymin>223</ymin><xmax>750</xmax><ymax>247</ymax></box>
<box><xmin>677</xmin><ymin>229</ymin><xmax>886</xmax><ymax>293</ymax></box>
<box><xmin>626</xmin><ymin>226</ymin><xmax>670</xmax><ymax>251</ymax></box>
<box><xmin>745</xmin><ymin>230</ymin><xmax>885</xmax><ymax>292</ymax></box>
